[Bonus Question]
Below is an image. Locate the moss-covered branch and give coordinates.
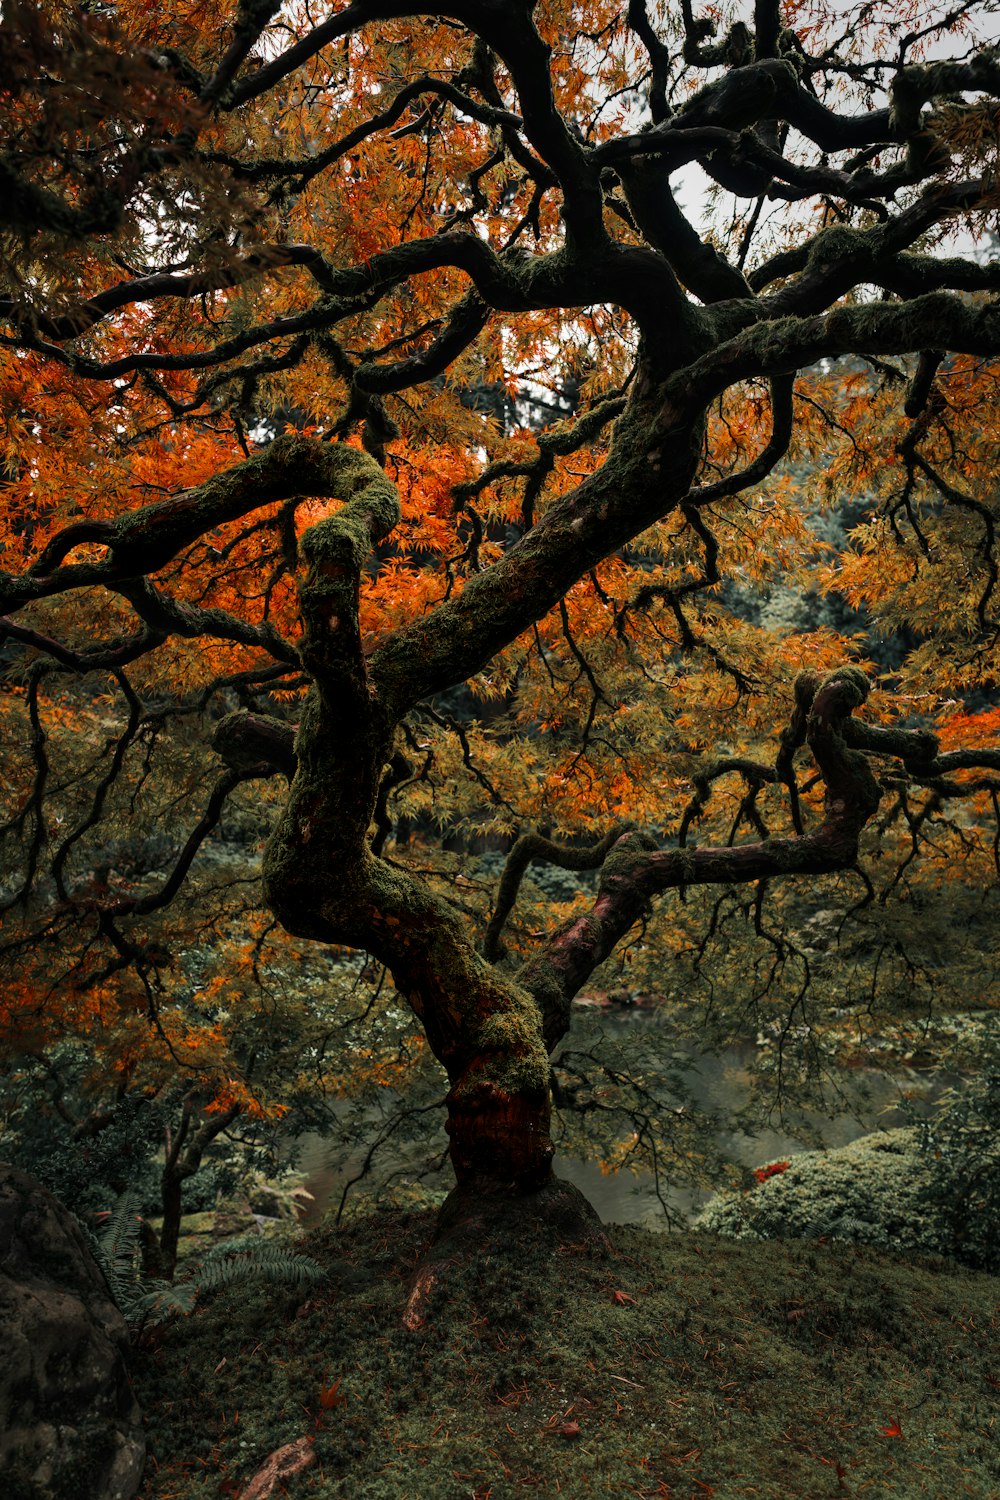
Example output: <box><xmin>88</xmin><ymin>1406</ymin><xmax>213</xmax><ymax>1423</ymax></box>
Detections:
<box><xmin>483</xmin><ymin>827</ymin><xmax>625</xmax><ymax>963</ymax></box>
<box><xmin>518</xmin><ymin>668</ymin><xmax>883</xmax><ymax>1048</ymax></box>
<box><xmin>2</xmin><ymin>435</ymin><xmax>395</xmax><ymax>621</ymax></box>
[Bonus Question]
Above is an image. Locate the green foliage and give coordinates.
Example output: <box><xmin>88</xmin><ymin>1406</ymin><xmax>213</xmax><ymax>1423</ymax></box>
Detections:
<box><xmin>918</xmin><ymin>1025</ymin><xmax>1000</xmax><ymax>1273</ymax></box>
<box><xmin>4</xmin><ymin>1072</ymin><xmax>165</xmax><ymax>1219</ymax></box>
<box><xmin>695</xmin><ymin>1119</ymin><xmax>1000</xmax><ymax>1272</ymax></box>
<box><xmin>94</xmin><ymin>1186</ymin><xmax>148</xmax><ymax>1313</ymax></box>
<box><xmin>193</xmin><ymin>1235</ymin><xmax>328</xmax><ymax>1296</ymax></box>
<box><xmin>96</xmin><ymin>1191</ymin><xmax>327</xmax><ymax>1329</ymax></box>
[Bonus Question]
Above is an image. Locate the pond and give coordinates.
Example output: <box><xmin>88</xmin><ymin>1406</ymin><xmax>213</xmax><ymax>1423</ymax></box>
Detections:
<box><xmin>295</xmin><ymin>1004</ymin><xmax>956</xmax><ymax>1230</ymax></box>
<box><xmin>553</xmin><ymin>1011</ymin><xmax>955</xmax><ymax>1226</ymax></box>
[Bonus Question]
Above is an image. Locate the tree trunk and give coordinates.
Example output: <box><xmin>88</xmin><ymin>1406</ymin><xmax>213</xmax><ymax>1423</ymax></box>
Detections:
<box><xmin>245</xmin><ymin>416</ymin><xmax>699</xmax><ymax>1202</ymax></box>
<box><xmin>266</xmin><ymin>825</ymin><xmax>558</xmax><ymax>1192</ymax></box>
<box><xmin>159</xmin><ymin>1166</ymin><xmax>184</xmax><ymax>1281</ymax></box>
<box><xmin>445</xmin><ymin>1071</ymin><xmax>553</xmax><ymax>1189</ymax></box>
<box><xmin>403</xmin><ymin>1174</ymin><xmax>610</xmax><ymax>1330</ymax></box>
<box><xmin>159</xmin><ymin>1102</ymin><xmax>240</xmax><ymax>1279</ymax></box>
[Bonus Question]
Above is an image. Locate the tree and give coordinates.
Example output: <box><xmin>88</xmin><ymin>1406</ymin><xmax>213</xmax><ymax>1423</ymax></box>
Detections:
<box><xmin>2</xmin><ymin>0</ymin><xmax>1000</xmax><ymax>1219</ymax></box>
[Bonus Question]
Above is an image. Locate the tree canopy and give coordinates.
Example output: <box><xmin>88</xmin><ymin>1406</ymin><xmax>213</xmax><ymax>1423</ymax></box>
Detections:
<box><xmin>2</xmin><ymin>0</ymin><xmax>1000</xmax><ymax>1215</ymax></box>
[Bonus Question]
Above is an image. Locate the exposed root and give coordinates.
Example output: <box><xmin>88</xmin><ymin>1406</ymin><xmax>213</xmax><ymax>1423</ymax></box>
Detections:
<box><xmin>403</xmin><ymin>1175</ymin><xmax>611</xmax><ymax>1330</ymax></box>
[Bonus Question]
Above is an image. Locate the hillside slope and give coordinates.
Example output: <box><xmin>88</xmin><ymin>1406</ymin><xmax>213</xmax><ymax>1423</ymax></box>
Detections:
<box><xmin>134</xmin><ymin>1206</ymin><xmax>999</xmax><ymax>1499</ymax></box>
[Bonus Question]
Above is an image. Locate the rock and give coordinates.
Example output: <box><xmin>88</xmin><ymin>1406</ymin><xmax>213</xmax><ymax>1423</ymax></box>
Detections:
<box><xmin>0</xmin><ymin>1164</ymin><xmax>145</xmax><ymax>1499</ymax></box>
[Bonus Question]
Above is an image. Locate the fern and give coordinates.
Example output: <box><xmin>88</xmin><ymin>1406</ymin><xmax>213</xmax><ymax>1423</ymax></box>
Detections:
<box><xmin>128</xmin><ymin>1279</ymin><xmax>200</xmax><ymax>1326</ymax></box>
<box><xmin>95</xmin><ymin>1188</ymin><xmax>147</xmax><ymax>1319</ymax></box>
<box><xmin>96</xmin><ymin>1194</ymin><xmax>326</xmax><ymax>1329</ymax></box>
<box><xmin>193</xmin><ymin>1236</ymin><xmax>327</xmax><ymax>1295</ymax></box>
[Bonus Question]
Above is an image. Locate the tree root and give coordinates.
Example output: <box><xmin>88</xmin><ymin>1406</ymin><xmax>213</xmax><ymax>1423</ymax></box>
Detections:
<box><xmin>403</xmin><ymin>1175</ymin><xmax>611</xmax><ymax>1330</ymax></box>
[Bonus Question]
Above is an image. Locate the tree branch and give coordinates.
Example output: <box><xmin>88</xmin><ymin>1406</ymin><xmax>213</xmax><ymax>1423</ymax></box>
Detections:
<box><xmin>519</xmin><ymin>666</ymin><xmax>882</xmax><ymax>1047</ymax></box>
<box><xmin>483</xmin><ymin>827</ymin><xmax>623</xmax><ymax>962</ymax></box>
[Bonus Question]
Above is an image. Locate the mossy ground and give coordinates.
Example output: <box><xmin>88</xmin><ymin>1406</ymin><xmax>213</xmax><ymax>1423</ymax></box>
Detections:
<box><xmin>132</xmin><ymin>1205</ymin><xmax>999</xmax><ymax>1500</ymax></box>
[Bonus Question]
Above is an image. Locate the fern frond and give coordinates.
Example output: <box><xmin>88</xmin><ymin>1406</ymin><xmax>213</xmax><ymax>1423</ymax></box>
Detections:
<box><xmin>131</xmin><ymin>1281</ymin><xmax>199</xmax><ymax>1325</ymax></box>
<box><xmin>95</xmin><ymin>1188</ymin><xmax>146</xmax><ymax>1314</ymax></box>
<box><xmin>97</xmin><ymin>1201</ymin><xmax>326</xmax><ymax>1327</ymax></box>
<box><xmin>193</xmin><ymin>1238</ymin><xmax>327</xmax><ymax>1295</ymax></box>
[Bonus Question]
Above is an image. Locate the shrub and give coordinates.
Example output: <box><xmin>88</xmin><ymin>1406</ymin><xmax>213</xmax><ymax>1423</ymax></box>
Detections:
<box><xmin>695</xmin><ymin>1124</ymin><xmax>1000</xmax><ymax>1271</ymax></box>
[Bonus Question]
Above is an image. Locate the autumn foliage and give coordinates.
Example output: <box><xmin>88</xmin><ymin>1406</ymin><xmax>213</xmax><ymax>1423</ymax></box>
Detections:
<box><xmin>1</xmin><ymin>0</ymin><xmax>999</xmax><ymax>1220</ymax></box>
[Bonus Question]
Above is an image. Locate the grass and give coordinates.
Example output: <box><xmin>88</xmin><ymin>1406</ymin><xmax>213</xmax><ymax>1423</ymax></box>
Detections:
<box><xmin>133</xmin><ymin>1205</ymin><xmax>999</xmax><ymax>1500</ymax></box>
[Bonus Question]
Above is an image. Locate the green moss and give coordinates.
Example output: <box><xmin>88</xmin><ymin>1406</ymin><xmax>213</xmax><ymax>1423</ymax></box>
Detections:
<box><xmin>296</xmin><ymin>445</ymin><xmax>400</xmax><ymax>568</ymax></box>
<box><xmin>819</xmin><ymin>663</ymin><xmax>870</xmax><ymax>707</ymax></box>
<box><xmin>599</xmin><ymin>830</ymin><xmax>658</xmax><ymax>884</ymax></box>
<box><xmin>696</xmin><ymin>1126</ymin><xmax>1000</xmax><ymax>1269</ymax></box>
<box><xmin>133</xmin><ymin>1204</ymin><xmax>1000</xmax><ymax>1500</ymax></box>
<box><xmin>449</xmin><ymin>977</ymin><xmax>550</xmax><ymax>1099</ymax></box>
<box><xmin>825</xmin><ymin>291</ymin><xmax>966</xmax><ymax>352</ymax></box>
<box><xmin>300</xmin><ymin>516</ymin><xmax>370</xmax><ymax>571</ymax></box>
<box><xmin>476</xmin><ymin>1002</ymin><xmax>540</xmax><ymax>1057</ymax></box>
<box><xmin>806</xmin><ymin>224</ymin><xmax>863</xmax><ymax>269</ymax></box>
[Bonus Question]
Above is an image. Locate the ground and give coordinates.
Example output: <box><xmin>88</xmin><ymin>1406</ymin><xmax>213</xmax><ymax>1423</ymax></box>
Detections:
<box><xmin>133</xmin><ymin>1201</ymin><xmax>999</xmax><ymax>1500</ymax></box>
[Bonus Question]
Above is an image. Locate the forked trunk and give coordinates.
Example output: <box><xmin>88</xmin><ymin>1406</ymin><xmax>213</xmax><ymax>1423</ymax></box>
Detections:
<box><xmin>365</xmin><ymin>873</ymin><xmax>558</xmax><ymax>1193</ymax></box>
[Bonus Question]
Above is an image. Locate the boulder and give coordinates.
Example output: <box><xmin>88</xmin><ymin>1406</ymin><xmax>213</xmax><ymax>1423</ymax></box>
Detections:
<box><xmin>0</xmin><ymin>1163</ymin><xmax>145</xmax><ymax>1499</ymax></box>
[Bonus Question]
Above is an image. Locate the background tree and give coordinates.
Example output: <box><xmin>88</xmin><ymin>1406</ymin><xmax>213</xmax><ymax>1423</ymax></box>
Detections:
<box><xmin>2</xmin><ymin>0</ymin><xmax>1000</xmax><ymax>1222</ymax></box>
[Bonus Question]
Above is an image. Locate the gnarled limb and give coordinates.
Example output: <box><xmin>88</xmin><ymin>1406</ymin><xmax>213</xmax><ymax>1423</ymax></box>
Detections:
<box><xmin>519</xmin><ymin>668</ymin><xmax>882</xmax><ymax>1047</ymax></box>
<box><xmin>214</xmin><ymin>712</ymin><xmax>297</xmax><ymax>781</ymax></box>
<box><xmin>483</xmin><ymin>826</ymin><xmax>625</xmax><ymax>962</ymax></box>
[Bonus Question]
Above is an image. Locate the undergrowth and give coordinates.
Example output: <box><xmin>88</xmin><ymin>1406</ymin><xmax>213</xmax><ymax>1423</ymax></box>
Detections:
<box><xmin>133</xmin><ymin>1207</ymin><xmax>999</xmax><ymax>1499</ymax></box>
<box><xmin>97</xmin><ymin>1192</ymin><xmax>327</xmax><ymax>1329</ymax></box>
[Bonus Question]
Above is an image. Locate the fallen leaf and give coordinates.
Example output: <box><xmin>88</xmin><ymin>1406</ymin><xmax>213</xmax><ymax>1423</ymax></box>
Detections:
<box><xmin>318</xmin><ymin>1376</ymin><xmax>346</xmax><ymax>1410</ymax></box>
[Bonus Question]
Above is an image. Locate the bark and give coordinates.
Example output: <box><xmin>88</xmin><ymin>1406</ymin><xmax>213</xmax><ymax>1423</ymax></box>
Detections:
<box><xmin>159</xmin><ymin>1102</ymin><xmax>239</xmax><ymax>1279</ymax></box>
<box><xmin>248</xmin><ymin>443</ymin><xmax>558</xmax><ymax>1189</ymax></box>
<box><xmin>241</xmin><ymin>382</ymin><xmax>964</xmax><ymax>1197</ymax></box>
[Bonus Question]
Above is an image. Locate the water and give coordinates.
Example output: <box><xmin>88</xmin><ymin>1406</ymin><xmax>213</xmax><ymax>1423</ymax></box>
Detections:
<box><xmin>295</xmin><ymin>1005</ymin><xmax>954</xmax><ymax>1230</ymax></box>
<box><xmin>553</xmin><ymin>1038</ymin><xmax>941</xmax><ymax>1227</ymax></box>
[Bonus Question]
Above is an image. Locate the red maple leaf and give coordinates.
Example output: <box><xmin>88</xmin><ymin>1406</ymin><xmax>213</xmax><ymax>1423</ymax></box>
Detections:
<box><xmin>318</xmin><ymin>1376</ymin><xmax>346</xmax><ymax>1410</ymax></box>
<box><xmin>752</xmin><ymin>1160</ymin><xmax>790</xmax><ymax>1184</ymax></box>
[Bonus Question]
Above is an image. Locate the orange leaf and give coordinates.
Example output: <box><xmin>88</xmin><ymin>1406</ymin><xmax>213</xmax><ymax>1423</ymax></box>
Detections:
<box><xmin>318</xmin><ymin>1377</ymin><xmax>346</xmax><ymax>1410</ymax></box>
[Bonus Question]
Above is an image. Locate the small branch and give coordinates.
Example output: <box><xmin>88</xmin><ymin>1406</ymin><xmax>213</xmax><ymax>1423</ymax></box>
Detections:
<box><xmin>690</xmin><ymin>374</ymin><xmax>794</xmax><ymax>504</ymax></box>
<box><xmin>519</xmin><ymin>666</ymin><xmax>881</xmax><ymax>1048</ymax></box>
